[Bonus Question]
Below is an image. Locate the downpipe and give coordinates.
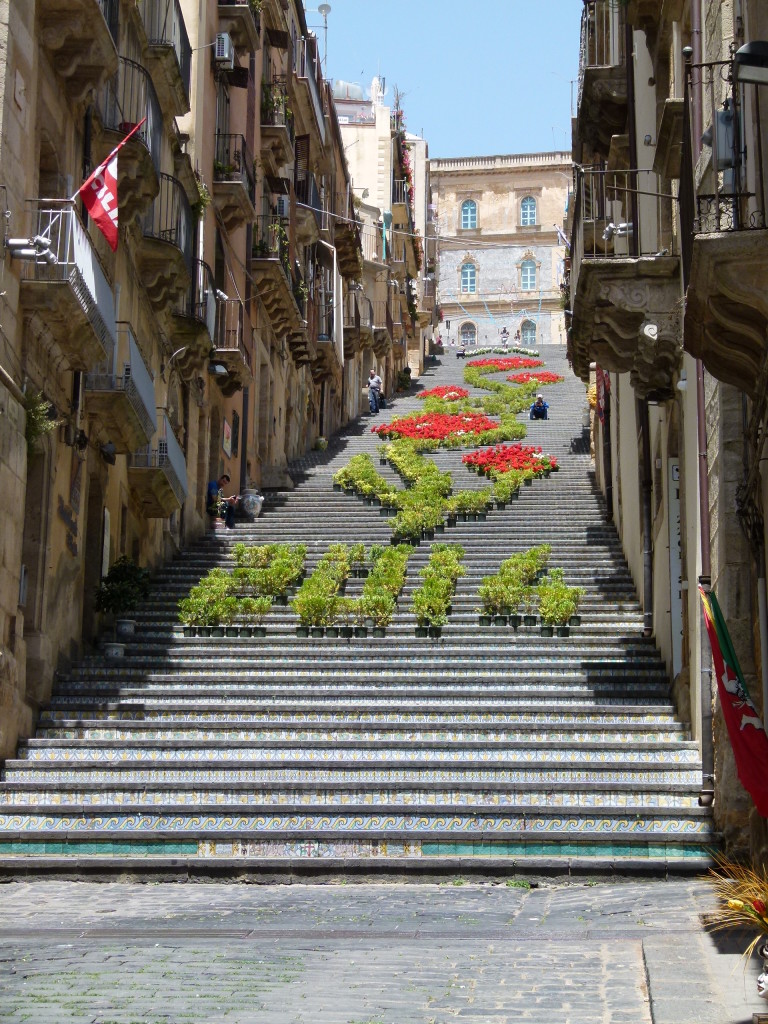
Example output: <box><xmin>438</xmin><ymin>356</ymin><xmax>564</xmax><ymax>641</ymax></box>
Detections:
<box><xmin>639</xmin><ymin>400</ymin><xmax>653</xmax><ymax>637</ymax></box>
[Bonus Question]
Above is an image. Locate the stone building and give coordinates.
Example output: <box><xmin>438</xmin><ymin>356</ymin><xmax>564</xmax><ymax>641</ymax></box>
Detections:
<box><xmin>429</xmin><ymin>153</ymin><xmax>570</xmax><ymax>350</ymax></box>
<box><xmin>0</xmin><ymin>0</ymin><xmax>403</xmax><ymax>762</ymax></box>
<box><xmin>568</xmin><ymin>0</ymin><xmax>768</xmax><ymax>860</ymax></box>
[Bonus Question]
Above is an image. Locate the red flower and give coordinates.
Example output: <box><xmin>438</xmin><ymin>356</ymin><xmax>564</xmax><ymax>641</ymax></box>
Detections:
<box><xmin>467</xmin><ymin>358</ymin><xmax>544</xmax><ymax>371</ymax></box>
<box><xmin>506</xmin><ymin>372</ymin><xmax>564</xmax><ymax>385</ymax></box>
<box><xmin>461</xmin><ymin>443</ymin><xmax>558</xmax><ymax>475</ymax></box>
<box><xmin>418</xmin><ymin>385</ymin><xmax>470</xmax><ymax>401</ymax></box>
<box><xmin>372</xmin><ymin>412</ymin><xmax>499</xmax><ymax>441</ymax></box>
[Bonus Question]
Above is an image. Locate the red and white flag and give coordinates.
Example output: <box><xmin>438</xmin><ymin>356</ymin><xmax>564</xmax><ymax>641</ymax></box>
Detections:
<box><xmin>75</xmin><ymin>118</ymin><xmax>146</xmax><ymax>252</ymax></box>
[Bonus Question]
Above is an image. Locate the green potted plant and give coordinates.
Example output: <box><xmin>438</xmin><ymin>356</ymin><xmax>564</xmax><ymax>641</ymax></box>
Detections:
<box><xmin>94</xmin><ymin>556</ymin><xmax>151</xmax><ymax>655</ymax></box>
<box><xmin>239</xmin><ymin>595</ymin><xmax>271</xmax><ymax>637</ymax></box>
<box><xmin>363</xmin><ymin>593</ymin><xmax>395</xmax><ymax>636</ymax></box>
<box><xmin>353</xmin><ymin>600</ymin><xmax>369</xmax><ymax>637</ymax></box>
<box><xmin>337</xmin><ymin>597</ymin><xmax>357</xmax><ymax>639</ymax></box>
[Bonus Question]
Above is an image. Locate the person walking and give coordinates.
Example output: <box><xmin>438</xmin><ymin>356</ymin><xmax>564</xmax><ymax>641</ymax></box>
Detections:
<box><xmin>368</xmin><ymin>369</ymin><xmax>382</xmax><ymax>414</ymax></box>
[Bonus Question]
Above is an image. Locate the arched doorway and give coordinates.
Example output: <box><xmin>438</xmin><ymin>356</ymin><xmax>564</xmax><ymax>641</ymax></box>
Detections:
<box><xmin>460</xmin><ymin>322</ymin><xmax>476</xmax><ymax>346</ymax></box>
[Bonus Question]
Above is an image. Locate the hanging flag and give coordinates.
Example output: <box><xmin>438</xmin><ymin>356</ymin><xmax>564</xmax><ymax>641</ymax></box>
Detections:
<box><xmin>699</xmin><ymin>586</ymin><xmax>768</xmax><ymax>816</ymax></box>
<box><xmin>75</xmin><ymin>118</ymin><xmax>146</xmax><ymax>252</ymax></box>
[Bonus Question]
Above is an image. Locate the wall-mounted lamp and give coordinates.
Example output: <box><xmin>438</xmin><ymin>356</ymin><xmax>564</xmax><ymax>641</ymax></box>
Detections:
<box><xmin>734</xmin><ymin>41</ymin><xmax>768</xmax><ymax>85</ymax></box>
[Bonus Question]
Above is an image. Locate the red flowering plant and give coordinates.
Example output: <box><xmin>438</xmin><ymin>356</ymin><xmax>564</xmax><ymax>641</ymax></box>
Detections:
<box><xmin>418</xmin><ymin>386</ymin><xmax>470</xmax><ymax>402</ymax></box>
<box><xmin>506</xmin><ymin>371</ymin><xmax>564</xmax><ymax>385</ymax></box>
<box><xmin>372</xmin><ymin>412</ymin><xmax>499</xmax><ymax>443</ymax></box>
<box><xmin>466</xmin><ymin>358</ymin><xmax>544</xmax><ymax>371</ymax></box>
<box><xmin>462</xmin><ymin>443</ymin><xmax>558</xmax><ymax>478</ymax></box>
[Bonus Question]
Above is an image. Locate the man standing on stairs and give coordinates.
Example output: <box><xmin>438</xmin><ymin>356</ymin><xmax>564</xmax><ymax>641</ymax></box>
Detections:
<box><xmin>368</xmin><ymin>369</ymin><xmax>382</xmax><ymax>414</ymax></box>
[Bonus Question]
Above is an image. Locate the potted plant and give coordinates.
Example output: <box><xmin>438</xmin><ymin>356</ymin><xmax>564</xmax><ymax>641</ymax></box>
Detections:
<box><xmin>94</xmin><ymin>556</ymin><xmax>151</xmax><ymax>655</ymax></box>
<box><xmin>337</xmin><ymin>597</ymin><xmax>356</xmax><ymax>639</ymax></box>
<box><xmin>363</xmin><ymin>593</ymin><xmax>395</xmax><ymax>636</ymax></box>
<box><xmin>239</xmin><ymin>595</ymin><xmax>271</xmax><ymax>637</ymax></box>
<box><xmin>538</xmin><ymin>570</ymin><xmax>584</xmax><ymax>636</ymax></box>
<box><xmin>353</xmin><ymin>600</ymin><xmax>369</xmax><ymax>637</ymax></box>
<box><xmin>323</xmin><ymin>595</ymin><xmax>341</xmax><ymax>637</ymax></box>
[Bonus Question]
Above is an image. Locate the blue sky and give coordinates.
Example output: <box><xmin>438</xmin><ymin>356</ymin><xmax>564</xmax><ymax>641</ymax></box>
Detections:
<box><xmin>320</xmin><ymin>0</ymin><xmax>580</xmax><ymax>158</ymax></box>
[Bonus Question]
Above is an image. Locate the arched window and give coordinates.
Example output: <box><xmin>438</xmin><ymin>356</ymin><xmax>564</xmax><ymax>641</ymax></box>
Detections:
<box><xmin>520</xmin><ymin>320</ymin><xmax>536</xmax><ymax>346</ymax></box>
<box><xmin>460</xmin><ymin>322</ymin><xmax>477</xmax><ymax>346</ymax></box>
<box><xmin>460</xmin><ymin>263</ymin><xmax>477</xmax><ymax>293</ymax></box>
<box><xmin>521</xmin><ymin>196</ymin><xmax>537</xmax><ymax>226</ymax></box>
<box><xmin>461</xmin><ymin>200</ymin><xmax>477</xmax><ymax>229</ymax></box>
<box><xmin>521</xmin><ymin>259</ymin><xmax>536</xmax><ymax>291</ymax></box>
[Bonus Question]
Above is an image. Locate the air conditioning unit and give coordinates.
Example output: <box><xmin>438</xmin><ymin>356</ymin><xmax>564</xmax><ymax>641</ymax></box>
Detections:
<box><xmin>215</xmin><ymin>33</ymin><xmax>235</xmax><ymax>70</ymax></box>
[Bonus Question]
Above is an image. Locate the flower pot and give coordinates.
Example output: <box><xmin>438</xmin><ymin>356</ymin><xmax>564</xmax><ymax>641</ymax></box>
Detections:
<box><xmin>380</xmin><ymin>457</ymin><xmax>388</xmax><ymax>466</ymax></box>
<box><xmin>372</xmin><ymin>627</ymin><xmax>386</xmax><ymax>637</ymax></box>
<box><xmin>511</xmin><ymin>491</ymin><xmax>520</xmax><ymax>501</ymax></box>
<box><xmin>414</xmin><ymin>626</ymin><xmax>429</xmax><ymax>637</ymax></box>
<box><xmin>182</xmin><ymin>626</ymin><xmax>195</xmax><ymax>637</ymax></box>
<box><xmin>225</xmin><ymin>626</ymin><xmax>239</xmax><ymax>637</ymax></box>
<box><xmin>296</xmin><ymin>626</ymin><xmax>310</xmax><ymax>637</ymax></box>
<box><xmin>428</xmin><ymin>626</ymin><xmax>442</xmax><ymax>638</ymax></box>
<box><xmin>495</xmin><ymin>502</ymin><xmax>506</xmax><ymax>510</ymax></box>
<box><xmin>556</xmin><ymin>625</ymin><xmax>570</xmax><ymax>637</ymax></box>
<box><xmin>363</xmin><ymin>497</ymin><xmax>373</xmax><ymax>506</ymax></box>
<box><xmin>467</xmin><ymin>514</ymin><xmax>478</xmax><ymax>522</ymax></box>
<box><xmin>458</xmin><ymin>514</ymin><xmax>468</xmax><ymax>522</ymax></box>
<box><xmin>379</xmin><ymin>507</ymin><xmax>390</xmax><ymax>517</ymax></box>
<box><xmin>372</xmin><ymin>498</ymin><xmax>381</xmax><ymax>507</ymax></box>
<box><xmin>493</xmin><ymin>615</ymin><xmax>508</xmax><ymax>626</ymax></box>
<box><xmin>115</xmin><ymin>618</ymin><xmax>137</xmax><ymax>637</ymax></box>
<box><xmin>478</xmin><ymin>614</ymin><xmax>492</xmax><ymax>626</ymax></box>
<box><xmin>423</xmin><ymin>529</ymin><xmax>435</xmax><ymax>539</ymax></box>
<box><xmin>274</xmin><ymin>595</ymin><xmax>289</xmax><ymax>606</ymax></box>
<box><xmin>197</xmin><ymin>626</ymin><xmax>212</xmax><ymax>637</ymax></box>
<box><xmin>333</xmin><ymin>483</ymin><xmax>342</xmax><ymax>492</ymax></box>
<box><xmin>251</xmin><ymin>626</ymin><xmax>267</xmax><ymax>637</ymax></box>
<box><xmin>477</xmin><ymin>513</ymin><xmax>487</xmax><ymax>521</ymax></box>
<box><xmin>238</xmin><ymin>626</ymin><xmax>253</xmax><ymax>637</ymax></box>
<box><xmin>211</xmin><ymin>626</ymin><xmax>225</xmax><ymax>637</ymax></box>
<box><xmin>569</xmin><ymin>615</ymin><xmax>581</xmax><ymax>627</ymax></box>
<box><xmin>508</xmin><ymin>614</ymin><xmax>521</xmax><ymax>629</ymax></box>
<box><xmin>446</xmin><ymin>516</ymin><xmax>457</xmax><ymax>528</ymax></box>
<box><xmin>103</xmin><ymin>641</ymin><xmax>126</xmax><ymax>658</ymax></box>
<box><xmin>540</xmin><ymin>625</ymin><xmax>555</xmax><ymax>636</ymax></box>
<box><xmin>524</xmin><ymin>477</ymin><xmax>533</xmax><ymax>487</ymax></box>
<box><xmin>523</xmin><ymin>615</ymin><xmax>537</xmax><ymax>626</ymax></box>
<box><xmin>325</xmin><ymin>626</ymin><xmax>340</xmax><ymax>638</ymax></box>
<box><xmin>435</xmin><ymin>524</ymin><xmax>445</xmax><ymax>534</ymax></box>
<box><xmin>310</xmin><ymin>626</ymin><xmax>325</xmax><ymax>638</ymax></box>
<box><xmin>358</xmin><ymin>568</ymin><xmax>369</xmax><ymax>578</ymax></box>
<box><xmin>354</xmin><ymin>626</ymin><xmax>368</xmax><ymax>637</ymax></box>
<box><xmin>340</xmin><ymin>626</ymin><xmax>354</xmax><ymax>638</ymax></box>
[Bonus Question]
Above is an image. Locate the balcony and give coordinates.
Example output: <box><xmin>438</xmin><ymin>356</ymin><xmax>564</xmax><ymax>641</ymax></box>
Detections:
<box><xmin>19</xmin><ymin>203</ymin><xmax>116</xmax><ymax>371</ymax></box>
<box><xmin>292</xmin><ymin>36</ymin><xmax>326</xmax><ymax>146</ymax></box>
<box><xmin>343</xmin><ymin>290</ymin><xmax>361</xmax><ymax>359</ymax></box>
<box><xmin>218</xmin><ymin>0</ymin><xmax>261</xmax><ymax>53</ymax></box>
<box><xmin>260</xmin><ymin>79</ymin><xmax>295</xmax><ymax>175</ymax></box>
<box><xmin>213</xmin><ymin>134</ymin><xmax>257</xmax><ymax>229</ymax></box>
<box><xmin>372</xmin><ymin>299</ymin><xmax>393</xmax><ymax>357</ymax></box>
<box><xmin>683</xmin><ymin>58</ymin><xmax>768</xmax><ymax>397</ymax></box>
<box><xmin>392</xmin><ymin>178</ymin><xmax>415</xmax><ymax>236</ymax></box>
<box><xmin>172</xmin><ymin>259</ymin><xmax>218</xmax><ymax>372</ymax></box>
<box><xmin>94</xmin><ymin>57</ymin><xmax>161</xmax><ymax>220</ymax></box>
<box><xmin>358</xmin><ymin>293</ymin><xmax>374</xmax><ymax>349</ymax></box>
<box><xmin>389</xmin><ymin>234</ymin><xmax>407</xmax><ymax>281</ymax></box>
<box><xmin>37</xmin><ymin>0</ymin><xmax>118</xmax><ymax>105</ymax></box>
<box><xmin>569</xmin><ymin>166</ymin><xmax>681</xmax><ymax>400</ymax></box>
<box><xmin>128</xmin><ymin>414</ymin><xmax>188</xmax><ymax>518</ymax></box>
<box><xmin>362</xmin><ymin>225</ymin><xmax>384</xmax><ymax>265</ymax></box>
<box><xmin>332</xmin><ymin>191</ymin><xmax>363</xmax><ymax>278</ymax></box>
<box><xmin>309</xmin><ymin>292</ymin><xmax>340</xmax><ymax>382</ymax></box>
<box><xmin>576</xmin><ymin>0</ymin><xmax>627</xmax><ymax>158</ymax></box>
<box><xmin>84</xmin><ymin>324</ymin><xmax>157</xmax><ymax>452</ymax></box>
<box><xmin>295</xmin><ymin>169</ymin><xmax>325</xmax><ymax>242</ymax></box>
<box><xmin>140</xmin><ymin>0</ymin><xmax>192</xmax><ymax>117</ymax></box>
<box><xmin>251</xmin><ymin>215</ymin><xmax>304</xmax><ymax>335</ymax></box>
<box><xmin>138</xmin><ymin>173</ymin><xmax>193</xmax><ymax>313</ymax></box>
<box><xmin>213</xmin><ymin>298</ymin><xmax>253</xmax><ymax>395</ymax></box>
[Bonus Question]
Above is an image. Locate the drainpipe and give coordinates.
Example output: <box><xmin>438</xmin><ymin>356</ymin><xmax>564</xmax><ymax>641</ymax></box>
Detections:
<box><xmin>602</xmin><ymin>374</ymin><xmax>613</xmax><ymax>522</ymax></box>
<box><xmin>239</xmin><ymin>386</ymin><xmax>249</xmax><ymax>495</ymax></box>
<box><xmin>639</xmin><ymin>399</ymin><xmax>654</xmax><ymax>636</ymax></box>
<box><xmin>690</xmin><ymin>0</ymin><xmax>715</xmax><ymax>806</ymax></box>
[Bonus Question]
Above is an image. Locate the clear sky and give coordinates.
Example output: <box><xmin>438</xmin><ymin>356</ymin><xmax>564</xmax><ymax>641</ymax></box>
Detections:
<box><xmin>319</xmin><ymin>0</ymin><xmax>581</xmax><ymax>158</ymax></box>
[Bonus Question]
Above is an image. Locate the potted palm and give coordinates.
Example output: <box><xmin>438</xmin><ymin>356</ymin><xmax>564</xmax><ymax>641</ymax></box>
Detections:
<box><xmin>94</xmin><ymin>556</ymin><xmax>151</xmax><ymax>656</ymax></box>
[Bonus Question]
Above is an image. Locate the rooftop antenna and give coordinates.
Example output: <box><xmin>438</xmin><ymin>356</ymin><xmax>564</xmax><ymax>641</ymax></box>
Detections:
<box><xmin>318</xmin><ymin>4</ymin><xmax>331</xmax><ymax>68</ymax></box>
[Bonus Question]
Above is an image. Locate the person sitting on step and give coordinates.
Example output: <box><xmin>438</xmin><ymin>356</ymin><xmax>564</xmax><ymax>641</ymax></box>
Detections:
<box><xmin>529</xmin><ymin>394</ymin><xmax>549</xmax><ymax>420</ymax></box>
<box><xmin>207</xmin><ymin>473</ymin><xmax>239</xmax><ymax>529</ymax></box>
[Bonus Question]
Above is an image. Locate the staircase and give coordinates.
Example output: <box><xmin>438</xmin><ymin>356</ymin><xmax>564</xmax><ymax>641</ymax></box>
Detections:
<box><xmin>0</xmin><ymin>346</ymin><xmax>715</xmax><ymax>876</ymax></box>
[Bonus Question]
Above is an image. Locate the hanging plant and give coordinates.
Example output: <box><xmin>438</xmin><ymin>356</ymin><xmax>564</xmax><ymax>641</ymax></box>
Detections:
<box><xmin>23</xmin><ymin>390</ymin><xmax>60</xmax><ymax>453</ymax></box>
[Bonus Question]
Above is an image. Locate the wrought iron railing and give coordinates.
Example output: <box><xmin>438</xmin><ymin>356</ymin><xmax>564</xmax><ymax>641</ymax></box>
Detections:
<box><xmin>176</xmin><ymin>259</ymin><xmax>217</xmax><ymax>342</ymax></box>
<box><xmin>295</xmin><ymin>170</ymin><xmax>325</xmax><ymax>230</ymax></box>
<box><xmin>130</xmin><ymin>414</ymin><xmax>187</xmax><ymax>504</ymax></box>
<box><xmin>373</xmin><ymin>300</ymin><xmax>394</xmax><ymax>339</ymax></box>
<box><xmin>252</xmin><ymin>215</ymin><xmax>291</xmax><ymax>281</ymax></box>
<box><xmin>293</xmin><ymin>35</ymin><xmax>325</xmax><ymax>142</ymax></box>
<box><xmin>684</xmin><ymin>57</ymin><xmax>768</xmax><ymax>233</ymax></box>
<box><xmin>358</xmin><ymin>294</ymin><xmax>373</xmax><ymax>330</ymax></box>
<box><xmin>215</xmin><ymin>298</ymin><xmax>250</xmax><ymax>369</ymax></box>
<box><xmin>578</xmin><ymin>0</ymin><xmax>625</xmax><ymax>111</ymax></box>
<box><xmin>143</xmin><ymin>173</ymin><xmax>194</xmax><ymax>268</ymax></box>
<box><xmin>97</xmin><ymin>57</ymin><xmax>162</xmax><ymax>173</ymax></box>
<box><xmin>392</xmin><ymin>179</ymin><xmax>409</xmax><ymax>206</ymax></box>
<box><xmin>261</xmin><ymin>78</ymin><xmax>295</xmax><ymax>142</ymax></box>
<box><xmin>22</xmin><ymin>202</ymin><xmax>116</xmax><ymax>364</ymax></box>
<box><xmin>214</xmin><ymin>133</ymin><xmax>256</xmax><ymax>207</ymax></box>
<box><xmin>141</xmin><ymin>0</ymin><xmax>192</xmax><ymax>103</ymax></box>
<box><xmin>97</xmin><ymin>0</ymin><xmax>120</xmax><ymax>43</ymax></box>
<box><xmin>343</xmin><ymin>291</ymin><xmax>360</xmax><ymax>331</ymax></box>
<box><xmin>85</xmin><ymin>324</ymin><xmax>157</xmax><ymax>441</ymax></box>
<box><xmin>361</xmin><ymin>225</ymin><xmax>383</xmax><ymax>263</ymax></box>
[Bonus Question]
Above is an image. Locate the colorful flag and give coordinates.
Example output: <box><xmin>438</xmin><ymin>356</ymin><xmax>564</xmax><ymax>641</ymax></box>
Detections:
<box><xmin>76</xmin><ymin>118</ymin><xmax>146</xmax><ymax>251</ymax></box>
<box><xmin>699</xmin><ymin>586</ymin><xmax>768</xmax><ymax>815</ymax></box>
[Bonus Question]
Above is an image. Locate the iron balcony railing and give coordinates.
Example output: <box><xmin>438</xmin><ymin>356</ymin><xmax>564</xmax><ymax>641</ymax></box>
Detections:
<box><xmin>295</xmin><ymin>170</ymin><xmax>325</xmax><ymax>230</ymax></box>
<box><xmin>358</xmin><ymin>294</ymin><xmax>373</xmax><ymax>330</ymax></box>
<box><xmin>578</xmin><ymin>0</ymin><xmax>625</xmax><ymax>111</ymax></box>
<box><xmin>214</xmin><ymin>133</ymin><xmax>256</xmax><ymax>207</ymax></box>
<box><xmin>176</xmin><ymin>259</ymin><xmax>217</xmax><ymax>342</ymax></box>
<box><xmin>684</xmin><ymin>57</ymin><xmax>768</xmax><ymax>233</ymax></box>
<box><xmin>130</xmin><ymin>413</ymin><xmax>188</xmax><ymax>505</ymax></box>
<box><xmin>22</xmin><ymin>202</ymin><xmax>116</xmax><ymax>364</ymax></box>
<box><xmin>373</xmin><ymin>299</ymin><xmax>394</xmax><ymax>338</ymax></box>
<box><xmin>143</xmin><ymin>173</ymin><xmax>194</xmax><ymax>268</ymax></box>
<box><xmin>361</xmin><ymin>225</ymin><xmax>384</xmax><ymax>263</ymax></box>
<box><xmin>97</xmin><ymin>0</ymin><xmax>119</xmax><ymax>43</ymax></box>
<box><xmin>261</xmin><ymin>78</ymin><xmax>295</xmax><ymax>140</ymax></box>
<box><xmin>84</xmin><ymin>324</ymin><xmax>157</xmax><ymax>442</ymax></box>
<box><xmin>141</xmin><ymin>0</ymin><xmax>192</xmax><ymax>103</ymax></box>
<box><xmin>252</xmin><ymin>215</ymin><xmax>291</xmax><ymax>281</ymax></box>
<box><xmin>97</xmin><ymin>57</ymin><xmax>162</xmax><ymax>173</ymax></box>
<box><xmin>215</xmin><ymin>298</ymin><xmax>250</xmax><ymax>369</ymax></box>
<box><xmin>571</xmin><ymin>165</ymin><xmax>676</xmax><ymax>279</ymax></box>
<box><xmin>293</xmin><ymin>35</ymin><xmax>326</xmax><ymax>143</ymax></box>
<box><xmin>392</xmin><ymin>179</ymin><xmax>409</xmax><ymax>206</ymax></box>
<box><xmin>343</xmin><ymin>291</ymin><xmax>360</xmax><ymax>331</ymax></box>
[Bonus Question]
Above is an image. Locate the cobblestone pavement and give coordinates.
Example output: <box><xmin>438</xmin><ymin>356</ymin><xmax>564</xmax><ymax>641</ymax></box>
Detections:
<box><xmin>0</xmin><ymin>879</ymin><xmax>760</xmax><ymax>1024</ymax></box>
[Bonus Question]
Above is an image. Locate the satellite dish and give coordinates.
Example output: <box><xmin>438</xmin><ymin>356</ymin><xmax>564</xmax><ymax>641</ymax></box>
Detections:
<box><xmin>318</xmin><ymin>3</ymin><xmax>331</xmax><ymax>15</ymax></box>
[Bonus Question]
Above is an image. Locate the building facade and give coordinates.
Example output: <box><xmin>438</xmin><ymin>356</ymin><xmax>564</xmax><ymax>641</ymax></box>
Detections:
<box><xmin>0</xmin><ymin>0</ymin><xmax>432</xmax><ymax>763</ymax></box>
<box><xmin>569</xmin><ymin>0</ymin><xmax>768</xmax><ymax>860</ymax></box>
<box><xmin>430</xmin><ymin>153</ymin><xmax>570</xmax><ymax>351</ymax></box>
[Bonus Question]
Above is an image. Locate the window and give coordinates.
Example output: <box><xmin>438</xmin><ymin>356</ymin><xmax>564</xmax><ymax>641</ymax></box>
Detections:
<box><xmin>460</xmin><ymin>263</ymin><xmax>477</xmax><ymax>293</ymax></box>
<box><xmin>520</xmin><ymin>320</ymin><xmax>536</xmax><ymax>346</ymax></box>
<box><xmin>521</xmin><ymin>260</ymin><xmax>536</xmax><ymax>291</ymax></box>
<box><xmin>460</xmin><ymin>322</ymin><xmax>477</xmax><ymax>346</ymax></box>
<box><xmin>460</xmin><ymin>200</ymin><xmax>477</xmax><ymax>229</ymax></box>
<box><xmin>521</xmin><ymin>196</ymin><xmax>537</xmax><ymax>226</ymax></box>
